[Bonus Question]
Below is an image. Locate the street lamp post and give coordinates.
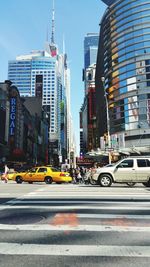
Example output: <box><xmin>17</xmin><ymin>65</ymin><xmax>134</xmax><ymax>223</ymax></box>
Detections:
<box><xmin>101</xmin><ymin>77</ymin><xmax>111</xmax><ymax>164</ymax></box>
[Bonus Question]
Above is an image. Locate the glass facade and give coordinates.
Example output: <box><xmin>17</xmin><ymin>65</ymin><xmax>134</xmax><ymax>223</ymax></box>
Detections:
<box><xmin>8</xmin><ymin>61</ymin><xmax>31</xmax><ymax>96</ymax></box>
<box><xmin>84</xmin><ymin>34</ymin><xmax>99</xmax><ymax>69</ymax></box>
<box><xmin>101</xmin><ymin>0</ymin><xmax>150</xmax><ymax>138</ymax></box>
<box><xmin>8</xmin><ymin>54</ymin><xmax>57</xmax><ymax>136</ymax></box>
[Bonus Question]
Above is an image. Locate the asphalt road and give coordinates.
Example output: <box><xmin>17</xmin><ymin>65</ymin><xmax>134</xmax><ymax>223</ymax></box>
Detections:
<box><xmin>0</xmin><ymin>181</ymin><xmax>150</xmax><ymax>267</ymax></box>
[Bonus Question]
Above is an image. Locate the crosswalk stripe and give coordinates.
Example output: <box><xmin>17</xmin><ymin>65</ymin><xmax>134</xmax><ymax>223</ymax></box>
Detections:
<box><xmin>0</xmin><ymin>224</ymin><xmax>149</xmax><ymax>232</ymax></box>
<box><xmin>0</xmin><ymin>204</ymin><xmax>150</xmax><ymax>210</ymax></box>
<box><xmin>23</xmin><ymin>194</ymin><xmax>150</xmax><ymax>199</ymax></box>
<box><xmin>0</xmin><ymin>185</ymin><xmax>150</xmax><ymax>259</ymax></box>
<box><xmin>7</xmin><ymin>200</ymin><xmax>150</xmax><ymax>205</ymax></box>
<box><xmin>0</xmin><ymin>243</ymin><xmax>150</xmax><ymax>256</ymax></box>
<box><xmin>78</xmin><ymin>213</ymin><xmax>150</xmax><ymax>219</ymax></box>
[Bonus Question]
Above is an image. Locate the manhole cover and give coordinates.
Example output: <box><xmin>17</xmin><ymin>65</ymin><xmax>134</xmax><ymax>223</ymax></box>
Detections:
<box><xmin>0</xmin><ymin>214</ymin><xmax>45</xmax><ymax>225</ymax></box>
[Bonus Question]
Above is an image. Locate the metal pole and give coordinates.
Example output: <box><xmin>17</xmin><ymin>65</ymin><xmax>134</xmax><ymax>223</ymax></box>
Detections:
<box><xmin>102</xmin><ymin>77</ymin><xmax>111</xmax><ymax>164</ymax></box>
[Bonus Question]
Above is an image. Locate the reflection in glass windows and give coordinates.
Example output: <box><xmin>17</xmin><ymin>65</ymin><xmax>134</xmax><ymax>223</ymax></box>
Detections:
<box><xmin>96</xmin><ymin>0</ymin><xmax>150</xmax><ymax>147</ymax></box>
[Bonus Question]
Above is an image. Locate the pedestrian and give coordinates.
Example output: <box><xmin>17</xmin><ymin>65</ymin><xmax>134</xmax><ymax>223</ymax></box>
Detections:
<box><xmin>77</xmin><ymin>170</ymin><xmax>82</xmax><ymax>184</ymax></box>
<box><xmin>1</xmin><ymin>164</ymin><xmax>9</xmax><ymax>183</ymax></box>
<box><xmin>69</xmin><ymin>167</ymin><xmax>76</xmax><ymax>183</ymax></box>
<box><xmin>74</xmin><ymin>168</ymin><xmax>79</xmax><ymax>184</ymax></box>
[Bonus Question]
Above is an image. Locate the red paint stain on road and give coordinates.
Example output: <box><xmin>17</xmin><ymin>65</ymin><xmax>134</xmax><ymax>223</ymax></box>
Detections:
<box><xmin>51</xmin><ymin>213</ymin><xmax>79</xmax><ymax>234</ymax></box>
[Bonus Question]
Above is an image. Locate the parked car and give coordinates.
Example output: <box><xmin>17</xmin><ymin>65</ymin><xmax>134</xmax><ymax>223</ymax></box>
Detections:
<box><xmin>13</xmin><ymin>166</ymin><xmax>72</xmax><ymax>184</ymax></box>
<box><xmin>91</xmin><ymin>157</ymin><xmax>150</xmax><ymax>187</ymax></box>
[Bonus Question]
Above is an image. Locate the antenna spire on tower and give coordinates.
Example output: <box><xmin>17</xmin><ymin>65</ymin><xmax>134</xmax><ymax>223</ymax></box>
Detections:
<box><xmin>49</xmin><ymin>0</ymin><xmax>57</xmax><ymax>57</ymax></box>
<box><xmin>51</xmin><ymin>0</ymin><xmax>55</xmax><ymax>44</ymax></box>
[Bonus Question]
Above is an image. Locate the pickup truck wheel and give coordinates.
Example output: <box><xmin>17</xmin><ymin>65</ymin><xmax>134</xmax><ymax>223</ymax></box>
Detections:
<box><xmin>99</xmin><ymin>174</ymin><xmax>112</xmax><ymax>187</ymax></box>
<box><xmin>45</xmin><ymin>176</ymin><xmax>52</xmax><ymax>184</ymax></box>
<box><xmin>143</xmin><ymin>181</ymin><xmax>150</xmax><ymax>187</ymax></box>
<box><xmin>16</xmin><ymin>176</ymin><xmax>23</xmax><ymax>184</ymax></box>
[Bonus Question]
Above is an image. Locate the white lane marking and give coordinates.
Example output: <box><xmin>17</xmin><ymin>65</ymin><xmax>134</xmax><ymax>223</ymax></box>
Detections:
<box><xmin>0</xmin><ymin>243</ymin><xmax>150</xmax><ymax>256</ymax></box>
<box><xmin>0</xmin><ymin>205</ymin><xmax>150</xmax><ymax>210</ymax></box>
<box><xmin>78</xmin><ymin>213</ymin><xmax>150</xmax><ymax>219</ymax></box>
<box><xmin>0</xmin><ymin>193</ymin><xmax>11</xmax><ymax>196</ymax></box>
<box><xmin>21</xmin><ymin>193</ymin><xmax>150</xmax><ymax>198</ymax></box>
<box><xmin>7</xmin><ymin>200</ymin><xmax>150</xmax><ymax>206</ymax></box>
<box><xmin>0</xmin><ymin>224</ymin><xmax>149</xmax><ymax>232</ymax></box>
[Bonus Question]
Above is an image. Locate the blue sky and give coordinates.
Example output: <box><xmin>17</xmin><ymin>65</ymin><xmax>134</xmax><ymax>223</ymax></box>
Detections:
<box><xmin>0</xmin><ymin>0</ymin><xmax>106</xmax><ymax>154</ymax></box>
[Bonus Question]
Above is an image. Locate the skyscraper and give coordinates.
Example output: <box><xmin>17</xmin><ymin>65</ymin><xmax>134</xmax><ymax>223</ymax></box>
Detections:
<box><xmin>96</xmin><ymin>0</ymin><xmax>150</xmax><ymax>152</ymax></box>
<box><xmin>7</xmin><ymin>2</ymin><xmax>74</xmax><ymax>164</ymax></box>
<box><xmin>80</xmin><ymin>34</ymin><xmax>99</xmax><ymax>154</ymax></box>
<box><xmin>8</xmin><ymin>51</ymin><xmax>57</xmax><ymax>140</ymax></box>
<box><xmin>84</xmin><ymin>33</ymin><xmax>99</xmax><ymax>70</ymax></box>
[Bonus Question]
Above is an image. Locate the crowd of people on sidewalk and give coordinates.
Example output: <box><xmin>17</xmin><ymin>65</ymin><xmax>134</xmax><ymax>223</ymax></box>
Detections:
<box><xmin>68</xmin><ymin>166</ymin><xmax>87</xmax><ymax>184</ymax></box>
<box><xmin>68</xmin><ymin>165</ymin><xmax>99</xmax><ymax>184</ymax></box>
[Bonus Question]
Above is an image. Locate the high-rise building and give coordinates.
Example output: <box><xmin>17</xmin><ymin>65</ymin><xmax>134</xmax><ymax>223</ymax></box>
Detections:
<box><xmin>8</xmin><ymin>51</ymin><xmax>57</xmax><ymax>140</ymax></box>
<box><xmin>8</xmin><ymin>2</ymin><xmax>75</xmax><ymax>165</ymax></box>
<box><xmin>96</xmin><ymin>0</ymin><xmax>150</xmax><ymax>153</ymax></box>
<box><xmin>84</xmin><ymin>33</ymin><xmax>99</xmax><ymax>70</ymax></box>
<box><xmin>80</xmin><ymin>33</ymin><xmax>99</xmax><ymax>154</ymax></box>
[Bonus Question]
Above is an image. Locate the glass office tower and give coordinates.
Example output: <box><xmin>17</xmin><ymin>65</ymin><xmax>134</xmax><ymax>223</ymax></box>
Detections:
<box><xmin>8</xmin><ymin>51</ymin><xmax>57</xmax><ymax>139</ymax></box>
<box><xmin>84</xmin><ymin>33</ymin><xmax>99</xmax><ymax>70</ymax></box>
<box><xmin>97</xmin><ymin>0</ymin><xmax>150</xmax><ymax>150</ymax></box>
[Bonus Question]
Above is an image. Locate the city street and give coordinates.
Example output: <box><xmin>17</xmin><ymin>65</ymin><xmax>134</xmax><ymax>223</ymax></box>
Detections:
<box><xmin>0</xmin><ymin>182</ymin><xmax>150</xmax><ymax>266</ymax></box>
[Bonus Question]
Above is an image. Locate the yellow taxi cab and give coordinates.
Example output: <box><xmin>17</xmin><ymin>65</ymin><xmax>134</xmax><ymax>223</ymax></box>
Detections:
<box><xmin>7</xmin><ymin>172</ymin><xmax>16</xmax><ymax>180</ymax></box>
<box><xmin>13</xmin><ymin>166</ymin><xmax>72</xmax><ymax>184</ymax></box>
<box><xmin>7</xmin><ymin>168</ymin><xmax>16</xmax><ymax>180</ymax></box>
<box><xmin>0</xmin><ymin>169</ymin><xmax>16</xmax><ymax>181</ymax></box>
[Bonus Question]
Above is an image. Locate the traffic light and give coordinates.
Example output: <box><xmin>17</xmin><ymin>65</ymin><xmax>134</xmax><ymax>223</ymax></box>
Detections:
<box><xmin>104</xmin><ymin>133</ymin><xmax>108</xmax><ymax>142</ymax></box>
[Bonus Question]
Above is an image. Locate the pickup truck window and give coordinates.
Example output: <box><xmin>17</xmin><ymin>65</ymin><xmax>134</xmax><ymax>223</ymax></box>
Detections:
<box><xmin>117</xmin><ymin>159</ymin><xmax>133</xmax><ymax>168</ymax></box>
<box><xmin>137</xmin><ymin>159</ymin><xmax>150</xmax><ymax>167</ymax></box>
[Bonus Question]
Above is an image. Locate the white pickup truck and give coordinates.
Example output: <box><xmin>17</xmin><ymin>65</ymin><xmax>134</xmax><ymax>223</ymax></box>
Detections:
<box><xmin>91</xmin><ymin>157</ymin><xmax>150</xmax><ymax>187</ymax></box>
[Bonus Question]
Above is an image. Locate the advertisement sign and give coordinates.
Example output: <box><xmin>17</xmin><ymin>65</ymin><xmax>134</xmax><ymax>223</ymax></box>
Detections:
<box><xmin>111</xmin><ymin>134</ymin><xmax>118</xmax><ymax>149</ymax></box>
<box><xmin>9</xmin><ymin>97</ymin><xmax>16</xmax><ymax>136</ymax></box>
<box><xmin>100</xmin><ymin>136</ymin><xmax>105</xmax><ymax>150</ymax></box>
<box><xmin>125</xmin><ymin>96</ymin><xmax>139</xmax><ymax>130</ymax></box>
<box><xmin>147</xmin><ymin>99</ymin><xmax>150</xmax><ymax>123</ymax></box>
<box><xmin>118</xmin><ymin>133</ymin><xmax>125</xmax><ymax>148</ymax></box>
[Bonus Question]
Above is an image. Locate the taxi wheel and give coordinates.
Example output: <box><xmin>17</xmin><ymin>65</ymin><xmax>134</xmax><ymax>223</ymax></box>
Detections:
<box><xmin>16</xmin><ymin>176</ymin><xmax>23</xmax><ymax>184</ymax></box>
<box><xmin>45</xmin><ymin>176</ymin><xmax>52</xmax><ymax>184</ymax></box>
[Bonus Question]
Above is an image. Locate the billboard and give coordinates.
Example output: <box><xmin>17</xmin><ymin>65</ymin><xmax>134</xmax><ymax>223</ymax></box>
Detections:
<box><xmin>9</xmin><ymin>97</ymin><xmax>16</xmax><ymax>136</ymax></box>
<box><xmin>147</xmin><ymin>99</ymin><xmax>150</xmax><ymax>123</ymax></box>
<box><xmin>118</xmin><ymin>133</ymin><xmax>125</xmax><ymax>148</ymax></box>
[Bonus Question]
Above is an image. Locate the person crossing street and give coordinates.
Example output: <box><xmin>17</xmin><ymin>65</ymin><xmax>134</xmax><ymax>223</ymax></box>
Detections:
<box><xmin>1</xmin><ymin>164</ymin><xmax>9</xmax><ymax>183</ymax></box>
